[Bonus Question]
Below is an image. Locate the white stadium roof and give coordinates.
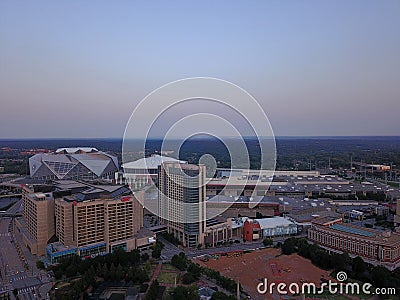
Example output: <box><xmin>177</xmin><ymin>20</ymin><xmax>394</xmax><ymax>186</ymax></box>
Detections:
<box><xmin>122</xmin><ymin>155</ymin><xmax>186</xmax><ymax>170</ymax></box>
<box><xmin>56</xmin><ymin>147</ymin><xmax>98</xmax><ymax>154</ymax></box>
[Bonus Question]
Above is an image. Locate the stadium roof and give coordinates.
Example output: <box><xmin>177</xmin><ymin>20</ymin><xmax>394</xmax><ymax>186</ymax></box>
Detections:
<box><xmin>55</xmin><ymin>147</ymin><xmax>98</xmax><ymax>154</ymax></box>
<box><xmin>122</xmin><ymin>155</ymin><xmax>185</xmax><ymax>170</ymax></box>
<box><xmin>29</xmin><ymin>149</ymin><xmax>118</xmax><ymax>180</ymax></box>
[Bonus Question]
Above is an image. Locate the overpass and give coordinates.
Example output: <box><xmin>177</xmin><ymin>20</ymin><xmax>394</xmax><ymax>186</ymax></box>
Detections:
<box><xmin>0</xmin><ymin>182</ymin><xmax>22</xmax><ymax>192</ymax></box>
<box><xmin>0</xmin><ymin>194</ymin><xmax>22</xmax><ymax>198</ymax></box>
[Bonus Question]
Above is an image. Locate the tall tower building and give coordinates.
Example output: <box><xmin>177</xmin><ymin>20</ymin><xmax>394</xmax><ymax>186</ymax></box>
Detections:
<box><xmin>158</xmin><ymin>162</ymin><xmax>206</xmax><ymax>248</ymax></box>
<box><xmin>21</xmin><ymin>184</ymin><xmax>55</xmax><ymax>255</ymax></box>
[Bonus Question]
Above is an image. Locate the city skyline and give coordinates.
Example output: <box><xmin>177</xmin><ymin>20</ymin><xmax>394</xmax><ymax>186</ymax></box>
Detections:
<box><xmin>1</xmin><ymin>1</ymin><xmax>399</xmax><ymax>138</ymax></box>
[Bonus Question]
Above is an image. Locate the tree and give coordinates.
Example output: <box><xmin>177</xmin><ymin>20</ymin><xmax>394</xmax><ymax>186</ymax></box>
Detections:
<box><xmin>101</xmin><ymin>263</ymin><xmax>109</xmax><ymax>280</ymax></box>
<box><xmin>12</xmin><ymin>288</ymin><xmax>18</xmax><ymax>297</ymax></box>
<box><xmin>36</xmin><ymin>260</ymin><xmax>45</xmax><ymax>270</ymax></box>
<box><xmin>146</xmin><ymin>280</ymin><xmax>160</xmax><ymax>300</ymax></box>
<box><xmin>109</xmin><ymin>263</ymin><xmax>116</xmax><ymax>281</ymax></box>
<box><xmin>352</xmin><ymin>256</ymin><xmax>367</xmax><ymax>273</ymax></box>
<box><xmin>262</xmin><ymin>238</ymin><xmax>273</xmax><ymax>247</ymax></box>
<box><xmin>116</xmin><ymin>264</ymin><xmax>124</xmax><ymax>281</ymax></box>
<box><xmin>145</xmin><ymin>260</ymin><xmax>152</xmax><ymax>273</ymax></box>
<box><xmin>141</xmin><ymin>253</ymin><xmax>149</xmax><ymax>262</ymax></box>
<box><xmin>211</xmin><ymin>291</ymin><xmax>236</xmax><ymax>300</ymax></box>
<box><xmin>152</xmin><ymin>241</ymin><xmax>164</xmax><ymax>259</ymax></box>
<box><xmin>129</xmin><ymin>249</ymin><xmax>141</xmax><ymax>264</ymax></box>
<box><xmin>182</xmin><ymin>272</ymin><xmax>196</xmax><ymax>284</ymax></box>
<box><xmin>152</xmin><ymin>247</ymin><xmax>161</xmax><ymax>259</ymax></box>
<box><xmin>187</xmin><ymin>262</ymin><xmax>201</xmax><ymax>279</ymax></box>
<box><xmin>171</xmin><ymin>252</ymin><xmax>187</xmax><ymax>271</ymax></box>
<box><xmin>173</xmin><ymin>285</ymin><xmax>200</xmax><ymax>300</ymax></box>
<box><xmin>281</xmin><ymin>238</ymin><xmax>296</xmax><ymax>255</ymax></box>
<box><xmin>371</xmin><ymin>266</ymin><xmax>390</xmax><ymax>287</ymax></box>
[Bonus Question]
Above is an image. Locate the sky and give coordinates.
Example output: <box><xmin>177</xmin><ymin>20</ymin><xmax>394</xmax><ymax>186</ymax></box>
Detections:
<box><xmin>0</xmin><ymin>1</ymin><xmax>399</xmax><ymax>138</ymax></box>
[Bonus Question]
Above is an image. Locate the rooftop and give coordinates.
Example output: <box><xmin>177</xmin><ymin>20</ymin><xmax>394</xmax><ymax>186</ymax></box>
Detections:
<box><xmin>55</xmin><ymin>147</ymin><xmax>98</xmax><ymax>154</ymax></box>
<box><xmin>330</xmin><ymin>223</ymin><xmax>375</xmax><ymax>237</ymax></box>
<box><xmin>122</xmin><ymin>154</ymin><xmax>185</xmax><ymax>170</ymax></box>
<box><xmin>254</xmin><ymin>216</ymin><xmax>296</xmax><ymax>229</ymax></box>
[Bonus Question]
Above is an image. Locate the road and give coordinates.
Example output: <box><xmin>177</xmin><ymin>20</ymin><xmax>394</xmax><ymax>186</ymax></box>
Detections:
<box><xmin>158</xmin><ymin>235</ymin><xmax>295</xmax><ymax>262</ymax></box>
<box><xmin>0</xmin><ymin>200</ymin><xmax>51</xmax><ymax>300</ymax></box>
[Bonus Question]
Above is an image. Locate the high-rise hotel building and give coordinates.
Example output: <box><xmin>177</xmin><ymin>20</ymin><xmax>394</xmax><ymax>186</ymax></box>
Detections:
<box><xmin>19</xmin><ymin>180</ymin><xmax>151</xmax><ymax>263</ymax></box>
<box><xmin>21</xmin><ymin>184</ymin><xmax>56</xmax><ymax>255</ymax></box>
<box><xmin>158</xmin><ymin>162</ymin><xmax>206</xmax><ymax>248</ymax></box>
<box><xmin>53</xmin><ymin>184</ymin><xmax>140</xmax><ymax>259</ymax></box>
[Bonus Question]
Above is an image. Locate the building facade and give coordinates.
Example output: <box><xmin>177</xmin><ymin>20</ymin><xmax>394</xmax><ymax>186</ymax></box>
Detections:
<box><xmin>49</xmin><ymin>183</ymin><xmax>148</xmax><ymax>263</ymax></box>
<box><xmin>18</xmin><ymin>180</ymin><xmax>152</xmax><ymax>263</ymax></box>
<box><xmin>243</xmin><ymin>217</ymin><xmax>298</xmax><ymax>242</ymax></box>
<box><xmin>308</xmin><ymin>217</ymin><xmax>400</xmax><ymax>270</ymax></box>
<box><xmin>20</xmin><ymin>184</ymin><xmax>55</xmax><ymax>255</ymax></box>
<box><xmin>158</xmin><ymin>162</ymin><xmax>206</xmax><ymax>248</ymax></box>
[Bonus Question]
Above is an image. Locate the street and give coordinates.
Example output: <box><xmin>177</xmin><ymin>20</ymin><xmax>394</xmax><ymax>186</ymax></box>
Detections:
<box><xmin>0</xmin><ymin>200</ymin><xmax>51</xmax><ymax>300</ymax></box>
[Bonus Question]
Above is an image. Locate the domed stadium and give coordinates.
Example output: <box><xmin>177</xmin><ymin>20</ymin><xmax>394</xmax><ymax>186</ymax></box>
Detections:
<box><xmin>29</xmin><ymin>147</ymin><xmax>118</xmax><ymax>181</ymax></box>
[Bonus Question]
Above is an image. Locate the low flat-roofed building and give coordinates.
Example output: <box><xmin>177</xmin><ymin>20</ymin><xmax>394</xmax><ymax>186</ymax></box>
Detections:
<box><xmin>308</xmin><ymin>216</ymin><xmax>400</xmax><ymax>270</ymax></box>
<box><xmin>206</xmin><ymin>195</ymin><xmax>280</xmax><ymax>218</ymax></box>
<box><xmin>243</xmin><ymin>216</ymin><xmax>297</xmax><ymax>242</ymax></box>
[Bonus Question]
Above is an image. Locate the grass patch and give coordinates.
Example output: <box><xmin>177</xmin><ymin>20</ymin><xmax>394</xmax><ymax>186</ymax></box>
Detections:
<box><xmin>158</xmin><ymin>271</ymin><xmax>179</xmax><ymax>284</ymax></box>
<box><xmin>161</xmin><ymin>264</ymin><xmax>179</xmax><ymax>272</ymax></box>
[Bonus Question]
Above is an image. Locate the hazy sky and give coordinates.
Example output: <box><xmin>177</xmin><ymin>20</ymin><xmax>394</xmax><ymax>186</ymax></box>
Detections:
<box><xmin>0</xmin><ymin>1</ymin><xmax>399</xmax><ymax>138</ymax></box>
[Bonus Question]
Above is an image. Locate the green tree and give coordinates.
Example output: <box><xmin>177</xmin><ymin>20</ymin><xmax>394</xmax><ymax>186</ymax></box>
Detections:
<box><xmin>281</xmin><ymin>238</ymin><xmax>296</xmax><ymax>255</ymax></box>
<box><xmin>371</xmin><ymin>266</ymin><xmax>390</xmax><ymax>287</ymax></box>
<box><xmin>141</xmin><ymin>253</ymin><xmax>149</xmax><ymax>262</ymax></box>
<box><xmin>173</xmin><ymin>285</ymin><xmax>200</xmax><ymax>300</ymax></box>
<box><xmin>116</xmin><ymin>264</ymin><xmax>124</xmax><ymax>281</ymax></box>
<box><xmin>211</xmin><ymin>291</ymin><xmax>236</xmax><ymax>300</ymax></box>
<box><xmin>262</xmin><ymin>238</ymin><xmax>273</xmax><ymax>247</ymax></box>
<box><xmin>102</xmin><ymin>263</ymin><xmax>109</xmax><ymax>280</ymax></box>
<box><xmin>145</xmin><ymin>260</ymin><xmax>152</xmax><ymax>273</ymax></box>
<box><xmin>152</xmin><ymin>248</ymin><xmax>161</xmax><ymax>259</ymax></box>
<box><xmin>109</xmin><ymin>263</ymin><xmax>116</xmax><ymax>281</ymax></box>
<box><xmin>36</xmin><ymin>260</ymin><xmax>45</xmax><ymax>270</ymax></box>
<box><xmin>182</xmin><ymin>272</ymin><xmax>196</xmax><ymax>284</ymax></box>
<box><xmin>171</xmin><ymin>252</ymin><xmax>187</xmax><ymax>271</ymax></box>
<box><xmin>352</xmin><ymin>256</ymin><xmax>367</xmax><ymax>273</ymax></box>
<box><xmin>145</xmin><ymin>280</ymin><xmax>160</xmax><ymax>300</ymax></box>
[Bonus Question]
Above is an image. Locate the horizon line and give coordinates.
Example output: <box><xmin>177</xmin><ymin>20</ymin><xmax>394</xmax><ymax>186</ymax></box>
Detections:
<box><xmin>1</xmin><ymin>135</ymin><xmax>400</xmax><ymax>141</ymax></box>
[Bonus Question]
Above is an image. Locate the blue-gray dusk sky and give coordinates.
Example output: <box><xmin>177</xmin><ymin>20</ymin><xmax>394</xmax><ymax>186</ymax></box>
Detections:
<box><xmin>0</xmin><ymin>1</ymin><xmax>399</xmax><ymax>138</ymax></box>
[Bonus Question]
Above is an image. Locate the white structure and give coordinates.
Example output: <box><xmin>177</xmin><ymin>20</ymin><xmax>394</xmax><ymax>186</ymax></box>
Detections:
<box><xmin>29</xmin><ymin>147</ymin><xmax>118</xmax><ymax>181</ymax></box>
<box><xmin>118</xmin><ymin>155</ymin><xmax>186</xmax><ymax>190</ymax></box>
